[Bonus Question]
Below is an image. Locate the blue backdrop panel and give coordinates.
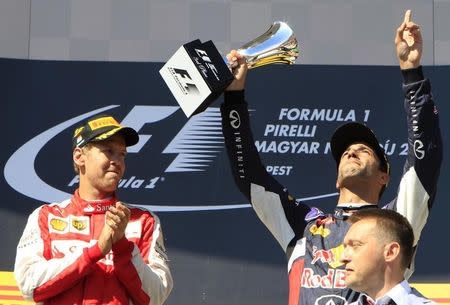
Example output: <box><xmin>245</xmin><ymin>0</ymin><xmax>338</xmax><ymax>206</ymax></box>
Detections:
<box><xmin>1</xmin><ymin>58</ymin><xmax>449</xmax><ymax>305</ymax></box>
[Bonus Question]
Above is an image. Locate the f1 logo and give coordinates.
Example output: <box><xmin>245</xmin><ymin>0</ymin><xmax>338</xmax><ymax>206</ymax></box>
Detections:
<box><xmin>120</xmin><ymin>106</ymin><xmax>179</xmax><ymax>153</ymax></box>
<box><xmin>170</xmin><ymin>67</ymin><xmax>200</xmax><ymax>94</ymax></box>
<box><xmin>195</xmin><ymin>48</ymin><xmax>219</xmax><ymax>78</ymax></box>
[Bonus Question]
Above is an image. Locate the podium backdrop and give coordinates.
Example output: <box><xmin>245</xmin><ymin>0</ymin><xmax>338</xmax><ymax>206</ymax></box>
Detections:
<box><xmin>1</xmin><ymin>58</ymin><xmax>449</xmax><ymax>305</ymax></box>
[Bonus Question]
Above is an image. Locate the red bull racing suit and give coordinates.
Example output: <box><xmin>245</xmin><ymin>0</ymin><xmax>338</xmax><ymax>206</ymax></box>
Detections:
<box><xmin>14</xmin><ymin>190</ymin><xmax>173</xmax><ymax>305</ymax></box>
<box><xmin>220</xmin><ymin>67</ymin><xmax>442</xmax><ymax>305</ymax></box>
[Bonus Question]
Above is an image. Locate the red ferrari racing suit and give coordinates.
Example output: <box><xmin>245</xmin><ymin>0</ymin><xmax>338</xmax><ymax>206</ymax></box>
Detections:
<box><xmin>14</xmin><ymin>190</ymin><xmax>173</xmax><ymax>305</ymax></box>
<box><xmin>220</xmin><ymin>67</ymin><xmax>442</xmax><ymax>305</ymax></box>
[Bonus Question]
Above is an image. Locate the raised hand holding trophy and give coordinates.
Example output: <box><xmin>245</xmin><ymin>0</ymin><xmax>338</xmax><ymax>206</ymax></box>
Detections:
<box><xmin>159</xmin><ymin>21</ymin><xmax>299</xmax><ymax>117</ymax></box>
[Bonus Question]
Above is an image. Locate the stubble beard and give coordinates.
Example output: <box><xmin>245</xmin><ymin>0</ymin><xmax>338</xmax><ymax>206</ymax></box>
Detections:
<box><xmin>95</xmin><ymin>172</ymin><xmax>122</xmax><ymax>194</ymax></box>
<box><xmin>337</xmin><ymin>165</ymin><xmax>372</xmax><ymax>187</ymax></box>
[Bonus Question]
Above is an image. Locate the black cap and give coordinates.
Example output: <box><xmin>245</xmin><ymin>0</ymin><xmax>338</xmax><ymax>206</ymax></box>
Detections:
<box><xmin>330</xmin><ymin>122</ymin><xmax>389</xmax><ymax>174</ymax></box>
<box><xmin>72</xmin><ymin>114</ymin><xmax>139</xmax><ymax>149</ymax></box>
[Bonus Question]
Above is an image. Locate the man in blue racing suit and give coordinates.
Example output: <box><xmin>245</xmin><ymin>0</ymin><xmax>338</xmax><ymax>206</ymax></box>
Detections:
<box><xmin>220</xmin><ymin>10</ymin><xmax>442</xmax><ymax>305</ymax></box>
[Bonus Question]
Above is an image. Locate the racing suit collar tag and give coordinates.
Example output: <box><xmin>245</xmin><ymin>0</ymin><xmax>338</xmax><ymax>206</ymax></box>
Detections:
<box><xmin>334</xmin><ymin>204</ymin><xmax>378</xmax><ymax>220</ymax></box>
<box><xmin>82</xmin><ymin>200</ymin><xmax>115</xmax><ymax>214</ymax></box>
<box><xmin>72</xmin><ymin>190</ymin><xmax>117</xmax><ymax>214</ymax></box>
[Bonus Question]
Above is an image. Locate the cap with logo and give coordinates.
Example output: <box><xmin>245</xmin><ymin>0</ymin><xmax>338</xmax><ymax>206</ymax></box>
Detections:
<box><xmin>330</xmin><ymin>122</ymin><xmax>389</xmax><ymax>174</ymax></box>
<box><xmin>72</xmin><ymin>114</ymin><xmax>139</xmax><ymax>149</ymax></box>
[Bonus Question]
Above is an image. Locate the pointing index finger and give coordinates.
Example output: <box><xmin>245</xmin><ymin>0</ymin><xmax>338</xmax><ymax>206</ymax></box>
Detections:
<box><xmin>404</xmin><ymin>9</ymin><xmax>412</xmax><ymax>24</ymax></box>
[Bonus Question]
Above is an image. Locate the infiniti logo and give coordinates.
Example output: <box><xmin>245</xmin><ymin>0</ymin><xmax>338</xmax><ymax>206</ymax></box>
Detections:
<box><xmin>413</xmin><ymin>140</ymin><xmax>425</xmax><ymax>160</ymax></box>
<box><xmin>313</xmin><ymin>295</ymin><xmax>347</xmax><ymax>305</ymax></box>
<box><xmin>229</xmin><ymin>110</ymin><xmax>241</xmax><ymax>129</ymax></box>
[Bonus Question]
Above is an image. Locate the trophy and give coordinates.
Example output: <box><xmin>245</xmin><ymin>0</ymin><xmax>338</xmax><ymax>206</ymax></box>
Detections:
<box><xmin>159</xmin><ymin>21</ymin><xmax>299</xmax><ymax>117</ymax></box>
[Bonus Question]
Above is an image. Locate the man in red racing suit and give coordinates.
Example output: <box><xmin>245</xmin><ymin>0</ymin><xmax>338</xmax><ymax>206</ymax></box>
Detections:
<box><xmin>14</xmin><ymin>114</ymin><xmax>173</xmax><ymax>305</ymax></box>
<box><xmin>220</xmin><ymin>10</ymin><xmax>441</xmax><ymax>305</ymax></box>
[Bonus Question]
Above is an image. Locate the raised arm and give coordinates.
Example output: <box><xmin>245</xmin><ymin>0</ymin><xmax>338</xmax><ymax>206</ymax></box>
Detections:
<box><xmin>220</xmin><ymin>51</ymin><xmax>311</xmax><ymax>252</ymax></box>
<box><xmin>385</xmin><ymin>10</ymin><xmax>442</xmax><ymax>277</ymax></box>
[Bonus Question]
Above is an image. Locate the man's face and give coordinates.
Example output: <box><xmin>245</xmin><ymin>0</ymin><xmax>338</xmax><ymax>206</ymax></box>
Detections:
<box><xmin>336</xmin><ymin>143</ymin><xmax>383</xmax><ymax>189</ymax></box>
<box><xmin>79</xmin><ymin>134</ymin><xmax>127</xmax><ymax>196</ymax></box>
<box><xmin>341</xmin><ymin>219</ymin><xmax>386</xmax><ymax>293</ymax></box>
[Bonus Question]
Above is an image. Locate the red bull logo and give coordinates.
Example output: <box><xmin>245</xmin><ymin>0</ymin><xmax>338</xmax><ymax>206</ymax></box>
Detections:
<box><xmin>309</xmin><ymin>224</ymin><xmax>330</xmax><ymax>237</ymax></box>
<box><xmin>301</xmin><ymin>268</ymin><xmax>346</xmax><ymax>289</ymax></box>
<box><xmin>316</xmin><ymin>217</ymin><xmax>334</xmax><ymax>226</ymax></box>
<box><xmin>311</xmin><ymin>245</ymin><xmax>344</xmax><ymax>268</ymax></box>
<box><xmin>309</xmin><ymin>216</ymin><xmax>334</xmax><ymax>237</ymax></box>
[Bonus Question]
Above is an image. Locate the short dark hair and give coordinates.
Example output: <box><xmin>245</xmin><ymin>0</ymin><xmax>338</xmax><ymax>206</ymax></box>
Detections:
<box><xmin>348</xmin><ymin>209</ymin><xmax>414</xmax><ymax>269</ymax></box>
